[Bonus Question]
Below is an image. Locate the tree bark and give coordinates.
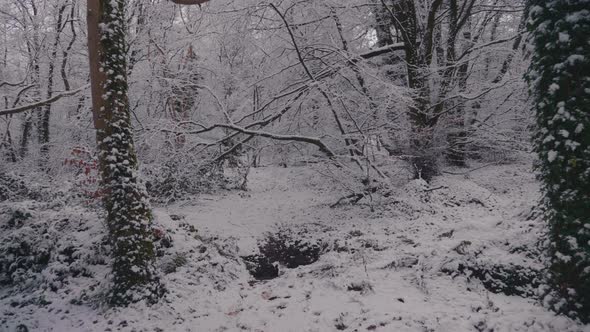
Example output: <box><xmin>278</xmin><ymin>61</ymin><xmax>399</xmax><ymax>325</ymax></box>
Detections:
<box><xmin>19</xmin><ymin>1</ymin><xmax>41</xmax><ymax>158</ymax></box>
<box><xmin>87</xmin><ymin>0</ymin><xmax>163</xmax><ymax>306</ymax></box>
<box><xmin>527</xmin><ymin>0</ymin><xmax>590</xmax><ymax>321</ymax></box>
<box><xmin>39</xmin><ymin>4</ymin><xmax>67</xmax><ymax>165</ymax></box>
<box><xmin>446</xmin><ymin>17</ymin><xmax>473</xmax><ymax>166</ymax></box>
<box><xmin>387</xmin><ymin>0</ymin><xmax>442</xmax><ymax>181</ymax></box>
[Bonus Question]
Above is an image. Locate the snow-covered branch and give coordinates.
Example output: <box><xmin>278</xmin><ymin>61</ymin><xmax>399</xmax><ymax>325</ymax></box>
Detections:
<box><xmin>358</xmin><ymin>43</ymin><xmax>405</xmax><ymax>60</ymax></box>
<box><xmin>218</xmin><ymin>124</ymin><xmax>336</xmax><ymax>157</ymax></box>
<box><xmin>0</xmin><ymin>84</ymin><xmax>89</xmax><ymax>116</ymax></box>
<box><xmin>0</xmin><ymin>78</ymin><xmax>27</xmax><ymax>88</ymax></box>
<box><xmin>169</xmin><ymin>0</ymin><xmax>210</xmax><ymax>5</ymax></box>
<box><xmin>166</xmin><ymin>121</ymin><xmax>335</xmax><ymax>157</ymax></box>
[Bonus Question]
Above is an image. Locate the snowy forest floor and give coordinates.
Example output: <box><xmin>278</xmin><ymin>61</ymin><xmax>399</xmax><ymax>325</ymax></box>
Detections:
<box><xmin>1</xmin><ymin>157</ymin><xmax>589</xmax><ymax>332</ymax></box>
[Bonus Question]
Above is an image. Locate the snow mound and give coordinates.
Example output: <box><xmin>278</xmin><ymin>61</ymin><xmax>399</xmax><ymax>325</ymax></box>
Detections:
<box><xmin>1</xmin><ymin>162</ymin><xmax>587</xmax><ymax>331</ymax></box>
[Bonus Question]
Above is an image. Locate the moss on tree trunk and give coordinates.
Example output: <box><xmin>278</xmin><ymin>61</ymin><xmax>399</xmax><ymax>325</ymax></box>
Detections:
<box><xmin>527</xmin><ymin>0</ymin><xmax>590</xmax><ymax>322</ymax></box>
<box><xmin>87</xmin><ymin>0</ymin><xmax>163</xmax><ymax>306</ymax></box>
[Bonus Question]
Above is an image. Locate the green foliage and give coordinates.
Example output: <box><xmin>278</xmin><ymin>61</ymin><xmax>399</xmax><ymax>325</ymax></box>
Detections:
<box><xmin>527</xmin><ymin>0</ymin><xmax>590</xmax><ymax>322</ymax></box>
<box><xmin>96</xmin><ymin>0</ymin><xmax>163</xmax><ymax>306</ymax></box>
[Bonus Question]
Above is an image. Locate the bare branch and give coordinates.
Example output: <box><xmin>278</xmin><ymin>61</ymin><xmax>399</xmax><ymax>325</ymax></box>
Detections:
<box><xmin>219</xmin><ymin>124</ymin><xmax>335</xmax><ymax>157</ymax></box>
<box><xmin>165</xmin><ymin>122</ymin><xmax>335</xmax><ymax>157</ymax></box>
<box><xmin>456</xmin><ymin>32</ymin><xmax>523</xmax><ymax>62</ymax></box>
<box><xmin>169</xmin><ymin>0</ymin><xmax>210</xmax><ymax>5</ymax></box>
<box><xmin>0</xmin><ymin>78</ymin><xmax>27</xmax><ymax>88</ymax></box>
<box><xmin>358</xmin><ymin>43</ymin><xmax>405</xmax><ymax>59</ymax></box>
<box><xmin>11</xmin><ymin>84</ymin><xmax>36</xmax><ymax>108</ymax></box>
<box><xmin>0</xmin><ymin>84</ymin><xmax>89</xmax><ymax>116</ymax></box>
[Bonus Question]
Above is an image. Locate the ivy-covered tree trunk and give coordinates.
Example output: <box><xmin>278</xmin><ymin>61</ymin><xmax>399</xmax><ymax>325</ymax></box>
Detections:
<box><xmin>527</xmin><ymin>0</ymin><xmax>590</xmax><ymax>322</ymax></box>
<box><xmin>87</xmin><ymin>0</ymin><xmax>163</xmax><ymax>306</ymax></box>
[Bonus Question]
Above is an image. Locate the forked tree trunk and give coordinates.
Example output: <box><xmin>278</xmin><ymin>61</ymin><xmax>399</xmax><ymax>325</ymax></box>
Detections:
<box><xmin>446</xmin><ymin>19</ymin><xmax>473</xmax><ymax>167</ymax></box>
<box><xmin>87</xmin><ymin>0</ymin><xmax>162</xmax><ymax>306</ymax></box>
<box><xmin>393</xmin><ymin>0</ymin><xmax>442</xmax><ymax>181</ymax></box>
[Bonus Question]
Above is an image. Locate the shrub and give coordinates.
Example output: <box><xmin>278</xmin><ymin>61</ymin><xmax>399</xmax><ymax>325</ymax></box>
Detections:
<box><xmin>242</xmin><ymin>226</ymin><xmax>325</xmax><ymax>280</ymax></box>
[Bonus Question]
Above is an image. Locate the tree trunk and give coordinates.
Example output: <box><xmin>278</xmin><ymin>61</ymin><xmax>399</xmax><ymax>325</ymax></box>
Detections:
<box><xmin>394</xmin><ymin>0</ymin><xmax>442</xmax><ymax>181</ymax></box>
<box><xmin>19</xmin><ymin>112</ymin><xmax>33</xmax><ymax>158</ymax></box>
<box><xmin>20</xmin><ymin>4</ymin><xmax>41</xmax><ymax>158</ymax></box>
<box><xmin>87</xmin><ymin>0</ymin><xmax>162</xmax><ymax>306</ymax></box>
<box><xmin>492</xmin><ymin>8</ymin><xmax>527</xmax><ymax>84</ymax></box>
<box><xmin>446</xmin><ymin>18</ymin><xmax>473</xmax><ymax>167</ymax></box>
<box><xmin>527</xmin><ymin>0</ymin><xmax>590</xmax><ymax>322</ymax></box>
<box><xmin>39</xmin><ymin>4</ymin><xmax>67</xmax><ymax>166</ymax></box>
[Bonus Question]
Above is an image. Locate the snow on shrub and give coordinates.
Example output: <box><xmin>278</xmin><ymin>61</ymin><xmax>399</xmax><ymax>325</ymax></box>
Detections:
<box><xmin>242</xmin><ymin>225</ymin><xmax>327</xmax><ymax>280</ymax></box>
<box><xmin>0</xmin><ymin>203</ymin><xmax>109</xmax><ymax>306</ymax></box>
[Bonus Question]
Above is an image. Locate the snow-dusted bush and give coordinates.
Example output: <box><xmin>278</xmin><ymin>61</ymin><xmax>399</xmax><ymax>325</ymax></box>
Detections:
<box><xmin>0</xmin><ymin>173</ymin><xmax>43</xmax><ymax>202</ymax></box>
<box><xmin>143</xmin><ymin>157</ymin><xmax>249</xmax><ymax>203</ymax></box>
<box><xmin>258</xmin><ymin>226</ymin><xmax>326</xmax><ymax>269</ymax></box>
<box><xmin>143</xmin><ymin>161</ymin><xmax>224</xmax><ymax>202</ymax></box>
<box><xmin>242</xmin><ymin>225</ymin><xmax>327</xmax><ymax>280</ymax></box>
<box><xmin>0</xmin><ymin>203</ymin><xmax>109</xmax><ymax>305</ymax></box>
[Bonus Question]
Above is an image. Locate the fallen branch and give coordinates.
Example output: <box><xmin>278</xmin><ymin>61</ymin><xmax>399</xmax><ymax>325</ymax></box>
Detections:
<box><xmin>330</xmin><ymin>186</ymin><xmax>384</xmax><ymax>208</ymax></box>
<box><xmin>442</xmin><ymin>161</ymin><xmax>504</xmax><ymax>175</ymax></box>
<box><xmin>330</xmin><ymin>192</ymin><xmax>366</xmax><ymax>208</ymax></box>
<box><xmin>424</xmin><ymin>185</ymin><xmax>447</xmax><ymax>192</ymax></box>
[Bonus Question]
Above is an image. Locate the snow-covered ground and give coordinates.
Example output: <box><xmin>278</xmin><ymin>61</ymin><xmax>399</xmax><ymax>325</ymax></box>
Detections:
<box><xmin>1</xmin><ymin>159</ymin><xmax>589</xmax><ymax>331</ymax></box>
